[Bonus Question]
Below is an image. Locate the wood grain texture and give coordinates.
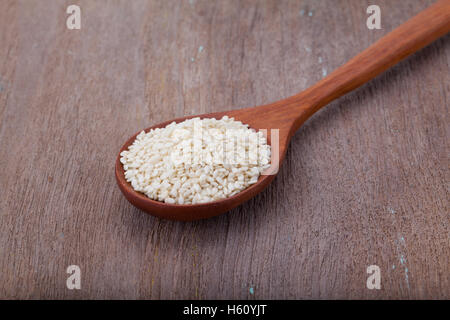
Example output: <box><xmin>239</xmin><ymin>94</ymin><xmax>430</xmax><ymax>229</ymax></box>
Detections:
<box><xmin>0</xmin><ymin>0</ymin><xmax>448</xmax><ymax>299</ymax></box>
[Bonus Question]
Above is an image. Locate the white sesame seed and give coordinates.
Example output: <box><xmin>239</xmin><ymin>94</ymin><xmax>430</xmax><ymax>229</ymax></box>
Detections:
<box><xmin>120</xmin><ymin>117</ymin><xmax>271</xmax><ymax>204</ymax></box>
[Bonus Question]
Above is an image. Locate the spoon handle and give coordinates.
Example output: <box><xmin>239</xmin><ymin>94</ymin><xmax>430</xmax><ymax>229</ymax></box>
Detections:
<box><xmin>292</xmin><ymin>0</ymin><xmax>450</xmax><ymax>122</ymax></box>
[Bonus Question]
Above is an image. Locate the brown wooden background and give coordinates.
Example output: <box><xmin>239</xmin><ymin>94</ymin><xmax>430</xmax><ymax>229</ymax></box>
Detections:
<box><xmin>0</xmin><ymin>0</ymin><xmax>448</xmax><ymax>299</ymax></box>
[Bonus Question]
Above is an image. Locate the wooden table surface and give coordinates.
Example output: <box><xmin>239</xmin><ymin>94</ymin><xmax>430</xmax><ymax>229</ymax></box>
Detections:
<box><xmin>0</xmin><ymin>0</ymin><xmax>448</xmax><ymax>299</ymax></box>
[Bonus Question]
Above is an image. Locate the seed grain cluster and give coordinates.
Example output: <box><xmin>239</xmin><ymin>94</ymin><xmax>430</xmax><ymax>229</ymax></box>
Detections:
<box><xmin>120</xmin><ymin>116</ymin><xmax>271</xmax><ymax>204</ymax></box>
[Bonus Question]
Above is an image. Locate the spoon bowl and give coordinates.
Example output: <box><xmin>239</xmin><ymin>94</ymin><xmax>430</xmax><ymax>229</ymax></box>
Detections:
<box><xmin>115</xmin><ymin>108</ymin><xmax>286</xmax><ymax>221</ymax></box>
<box><xmin>115</xmin><ymin>0</ymin><xmax>450</xmax><ymax>220</ymax></box>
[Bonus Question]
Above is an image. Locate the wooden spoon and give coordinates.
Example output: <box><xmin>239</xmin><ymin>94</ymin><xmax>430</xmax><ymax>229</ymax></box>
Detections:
<box><xmin>116</xmin><ymin>0</ymin><xmax>450</xmax><ymax>221</ymax></box>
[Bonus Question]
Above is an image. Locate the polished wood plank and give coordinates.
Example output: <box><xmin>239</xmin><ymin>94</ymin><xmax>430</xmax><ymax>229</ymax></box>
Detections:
<box><xmin>0</xmin><ymin>0</ymin><xmax>448</xmax><ymax>299</ymax></box>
